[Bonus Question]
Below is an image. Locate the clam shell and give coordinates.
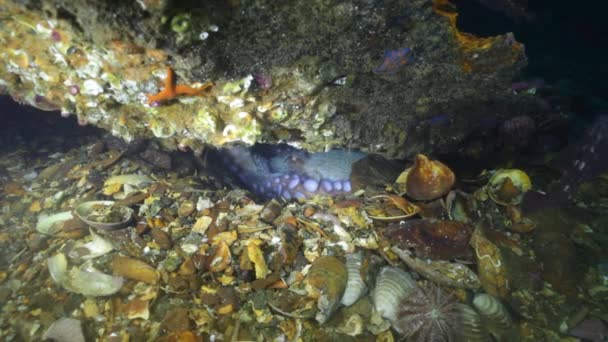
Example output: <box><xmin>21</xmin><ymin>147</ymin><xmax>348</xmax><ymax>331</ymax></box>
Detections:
<box><xmin>473</xmin><ymin>293</ymin><xmax>513</xmax><ymax>337</ymax></box>
<box><xmin>75</xmin><ymin>201</ymin><xmax>134</xmax><ymax>230</ymax></box>
<box><xmin>341</xmin><ymin>251</ymin><xmax>368</xmax><ymax>306</ymax></box>
<box><xmin>372</xmin><ymin>266</ymin><xmax>416</xmax><ymax>323</ymax></box>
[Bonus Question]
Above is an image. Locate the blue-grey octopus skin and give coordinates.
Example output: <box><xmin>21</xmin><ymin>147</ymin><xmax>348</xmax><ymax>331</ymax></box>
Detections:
<box><xmin>558</xmin><ymin>114</ymin><xmax>608</xmax><ymax>197</ymax></box>
<box><xmin>219</xmin><ymin>144</ymin><xmax>367</xmax><ymax>199</ymax></box>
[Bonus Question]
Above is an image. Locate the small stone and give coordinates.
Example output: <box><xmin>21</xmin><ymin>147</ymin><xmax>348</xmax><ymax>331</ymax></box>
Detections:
<box><xmin>162</xmin><ymin>253</ymin><xmax>184</xmax><ymax>272</ymax></box>
<box><xmin>161</xmin><ymin>307</ymin><xmax>192</xmax><ymax>333</ymax></box>
<box><xmin>178</xmin><ymin>257</ymin><xmax>195</xmax><ymax>276</ymax></box>
<box><xmin>260</xmin><ymin>200</ymin><xmax>281</xmax><ymax>222</ymax></box>
<box><xmin>151</xmin><ymin>228</ymin><xmax>172</xmax><ymax>249</ymax></box>
<box><xmin>178</xmin><ymin>200</ymin><xmax>196</xmax><ymax>217</ymax></box>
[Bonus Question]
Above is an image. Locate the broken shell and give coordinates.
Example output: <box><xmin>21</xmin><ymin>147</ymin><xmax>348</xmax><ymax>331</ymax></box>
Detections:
<box><xmin>68</xmin><ymin>229</ymin><xmax>114</xmax><ymax>260</ymax></box>
<box><xmin>338</xmin><ymin>314</ymin><xmax>364</xmax><ymax>336</ymax></box>
<box><xmin>48</xmin><ymin>253</ymin><xmax>124</xmax><ymax>296</ymax></box>
<box><xmin>473</xmin><ymin>293</ymin><xmax>516</xmax><ymax>340</ymax></box>
<box><xmin>372</xmin><ymin>266</ymin><xmax>417</xmax><ymax>323</ymax></box>
<box><xmin>391</xmin><ymin>246</ymin><xmax>481</xmax><ymax>289</ymax></box>
<box><xmin>445</xmin><ymin>190</ymin><xmax>478</xmax><ymax>223</ymax></box>
<box><xmin>487</xmin><ymin>169</ymin><xmax>531</xmax><ymax>205</ymax></box>
<box><xmin>36</xmin><ymin>211</ymin><xmax>74</xmax><ymax>235</ymax></box>
<box><xmin>340</xmin><ymin>251</ymin><xmax>368</xmax><ymax>306</ymax></box>
<box><xmin>304</xmin><ymin>256</ymin><xmax>347</xmax><ymax>324</ymax></box>
<box><xmin>110</xmin><ymin>256</ymin><xmax>160</xmax><ymax>284</ymax></box>
<box><xmin>396</xmin><ymin>154</ymin><xmax>455</xmax><ymax>201</ymax></box>
<box><xmin>75</xmin><ymin>201</ymin><xmax>134</xmax><ymax>230</ymax></box>
<box><xmin>208</xmin><ymin>241</ymin><xmax>232</xmax><ymax>273</ymax></box>
<box><xmin>43</xmin><ymin>318</ymin><xmax>85</xmax><ymax>342</ymax></box>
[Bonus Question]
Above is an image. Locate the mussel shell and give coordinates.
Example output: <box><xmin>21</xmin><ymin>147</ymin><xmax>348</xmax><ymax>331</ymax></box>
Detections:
<box><xmin>372</xmin><ymin>266</ymin><xmax>416</xmax><ymax>323</ymax></box>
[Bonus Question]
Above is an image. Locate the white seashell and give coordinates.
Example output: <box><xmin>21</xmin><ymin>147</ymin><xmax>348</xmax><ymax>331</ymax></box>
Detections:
<box><xmin>340</xmin><ymin>251</ymin><xmax>368</xmax><ymax>306</ymax></box>
<box><xmin>372</xmin><ymin>266</ymin><xmax>416</xmax><ymax>323</ymax></box>
<box><xmin>473</xmin><ymin>293</ymin><xmax>515</xmax><ymax>339</ymax></box>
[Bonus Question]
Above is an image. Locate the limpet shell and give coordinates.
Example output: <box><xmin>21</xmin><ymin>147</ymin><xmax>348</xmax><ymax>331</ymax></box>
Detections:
<box><xmin>341</xmin><ymin>251</ymin><xmax>368</xmax><ymax>306</ymax></box>
<box><xmin>372</xmin><ymin>266</ymin><xmax>417</xmax><ymax>323</ymax></box>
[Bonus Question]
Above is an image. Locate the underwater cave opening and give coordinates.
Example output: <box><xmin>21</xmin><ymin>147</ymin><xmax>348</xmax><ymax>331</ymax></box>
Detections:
<box><xmin>0</xmin><ymin>95</ymin><xmax>104</xmax><ymax>158</ymax></box>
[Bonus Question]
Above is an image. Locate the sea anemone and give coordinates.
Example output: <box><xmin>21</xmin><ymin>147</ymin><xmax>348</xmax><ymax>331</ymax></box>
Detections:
<box><xmin>394</xmin><ymin>282</ymin><xmax>476</xmax><ymax>341</ymax></box>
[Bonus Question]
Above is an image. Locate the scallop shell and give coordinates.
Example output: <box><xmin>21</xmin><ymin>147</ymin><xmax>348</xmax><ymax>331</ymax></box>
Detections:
<box><xmin>372</xmin><ymin>266</ymin><xmax>417</xmax><ymax>323</ymax></box>
<box><xmin>341</xmin><ymin>251</ymin><xmax>368</xmax><ymax>306</ymax></box>
<box><xmin>396</xmin><ymin>154</ymin><xmax>455</xmax><ymax>201</ymax></box>
<box><xmin>487</xmin><ymin>169</ymin><xmax>531</xmax><ymax>205</ymax></box>
<box><xmin>304</xmin><ymin>256</ymin><xmax>348</xmax><ymax>324</ymax></box>
<box><xmin>473</xmin><ymin>293</ymin><xmax>514</xmax><ymax>339</ymax></box>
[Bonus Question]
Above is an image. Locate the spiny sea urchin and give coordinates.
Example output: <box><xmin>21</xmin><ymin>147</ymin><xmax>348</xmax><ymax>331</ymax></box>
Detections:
<box><xmin>394</xmin><ymin>282</ymin><xmax>478</xmax><ymax>341</ymax></box>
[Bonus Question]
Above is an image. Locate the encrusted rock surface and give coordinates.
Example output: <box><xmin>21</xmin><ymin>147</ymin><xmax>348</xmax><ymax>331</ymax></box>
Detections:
<box><xmin>0</xmin><ymin>0</ymin><xmax>534</xmax><ymax>157</ymax></box>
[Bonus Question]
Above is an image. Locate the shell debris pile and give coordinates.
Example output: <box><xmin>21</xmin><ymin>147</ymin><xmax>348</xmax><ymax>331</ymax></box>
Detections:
<box><xmin>0</xmin><ymin>128</ymin><xmax>606</xmax><ymax>342</ymax></box>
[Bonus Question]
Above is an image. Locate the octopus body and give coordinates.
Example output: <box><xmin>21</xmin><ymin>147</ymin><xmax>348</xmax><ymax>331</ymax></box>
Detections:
<box><xmin>220</xmin><ymin>144</ymin><xmax>366</xmax><ymax>199</ymax></box>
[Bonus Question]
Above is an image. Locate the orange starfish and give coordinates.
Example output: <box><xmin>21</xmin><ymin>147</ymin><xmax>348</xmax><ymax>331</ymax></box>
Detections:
<box><xmin>147</xmin><ymin>67</ymin><xmax>213</xmax><ymax>105</ymax></box>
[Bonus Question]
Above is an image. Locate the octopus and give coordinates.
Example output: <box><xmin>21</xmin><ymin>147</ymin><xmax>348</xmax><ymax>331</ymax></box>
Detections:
<box><xmin>218</xmin><ymin>144</ymin><xmax>367</xmax><ymax>200</ymax></box>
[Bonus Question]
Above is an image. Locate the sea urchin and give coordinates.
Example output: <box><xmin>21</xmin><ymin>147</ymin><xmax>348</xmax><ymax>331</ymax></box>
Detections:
<box><xmin>394</xmin><ymin>282</ymin><xmax>474</xmax><ymax>342</ymax></box>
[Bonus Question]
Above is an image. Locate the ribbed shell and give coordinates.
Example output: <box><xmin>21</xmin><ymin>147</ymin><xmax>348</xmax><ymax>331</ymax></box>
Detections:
<box><xmin>473</xmin><ymin>293</ymin><xmax>514</xmax><ymax>338</ymax></box>
<box><xmin>341</xmin><ymin>251</ymin><xmax>368</xmax><ymax>306</ymax></box>
<box><xmin>372</xmin><ymin>266</ymin><xmax>416</xmax><ymax>323</ymax></box>
<box><xmin>457</xmin><ymin>303</ymin><xmax>490</xmax><ymax>342</ymax></box>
